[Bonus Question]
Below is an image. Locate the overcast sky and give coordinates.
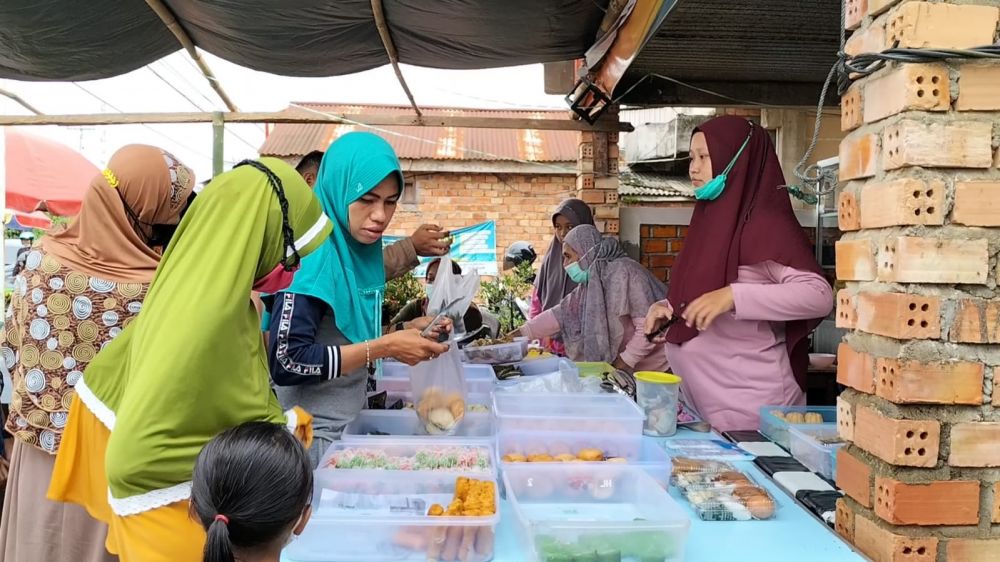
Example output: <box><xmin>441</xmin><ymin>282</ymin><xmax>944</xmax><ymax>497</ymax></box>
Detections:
<box><xmin>1</xmin><ymin>51</ymin><xmax>567</xmax><ymax>182</ymax></box>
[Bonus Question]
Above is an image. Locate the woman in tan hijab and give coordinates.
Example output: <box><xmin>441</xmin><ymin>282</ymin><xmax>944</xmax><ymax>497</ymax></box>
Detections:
<box><xmin>0</xmin><ymin>145</ymin><xmax>196</xmax><ymax>562</ymax></box>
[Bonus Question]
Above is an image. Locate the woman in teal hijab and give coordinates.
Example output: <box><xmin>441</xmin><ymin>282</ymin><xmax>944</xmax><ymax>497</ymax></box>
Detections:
<box><xmin>266</xmin><ymin>132</ymin><xmax>450</xmax><ymax>466</ymax></box>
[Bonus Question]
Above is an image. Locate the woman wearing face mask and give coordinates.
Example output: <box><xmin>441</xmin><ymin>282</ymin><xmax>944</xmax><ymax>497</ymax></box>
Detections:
<box><xmin>0</xmin><ymin>145</ymin><xmax>196</xmax><ymax>562</ymax></box>
<box><xmin>515</xmin><ymin>224</ymin><xmax>668</xmax><ymax>374</ymax></box>
<box><xmin>529</xmin><ymin>199</ymin><xmax>595</xmax><ymax>354</ymax></box>
<box><xmin>47</xmin><ymin>158</ymin><xmax>332</xmax><ymax>562</ymax></box>
<box><xmin>267</xmin><ymin>132</ymin><xmax>450</xmax><ymax>468</ymax></box>
<box><xmin>391</xmin><ymin>258</ymin><xmax>485</xmax><ymax>337</ymax></box>
<box><xmin>645</xmin><ymin>116</ymin><xmax>833</xmax><ymax>431</ymax></box>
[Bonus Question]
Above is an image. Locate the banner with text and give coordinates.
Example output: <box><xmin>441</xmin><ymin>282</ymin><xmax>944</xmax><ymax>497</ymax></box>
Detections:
<box><xmin>383</xmin><ymin>221</ymin><xmax>498</xmax><ymax>277</ymax></box>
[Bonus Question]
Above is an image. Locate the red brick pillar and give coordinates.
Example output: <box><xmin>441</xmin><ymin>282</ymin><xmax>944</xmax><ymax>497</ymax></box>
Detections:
<box><xmin>577</xmin><ymin>106</ymin><xmax>621</xmax><ymax>235</ymax></box>
<box><xmin>834</xmin><ymin>1</ymin><xmax>1000</xmax><ymax>560</ymax></box>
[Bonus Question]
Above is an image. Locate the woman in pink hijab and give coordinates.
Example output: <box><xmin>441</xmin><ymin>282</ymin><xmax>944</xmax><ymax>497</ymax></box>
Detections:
<box><xmin>646</xmin><ymin>116</ymin><xmax>833</xmax><ymax>431</ymax></box>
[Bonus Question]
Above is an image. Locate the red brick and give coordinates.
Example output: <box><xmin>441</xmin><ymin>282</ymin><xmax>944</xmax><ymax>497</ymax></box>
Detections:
<box><xmin>836</xmin><ymin>289</ymin><xmax>859</xmax><ymax>329</ymax></box>
<box><xmin>877</xmin><ymin>237</ymin><xmax>989</xmax><ymax>285</ymax></box>
<box><xmin>839</xmin><ymin>192</ymin><xmax>861</xmax><ymax>231</ymax></box>
<box><xmin>854</xmin><ymin>405</ymin><xmax>940</xmax><ymax>467</ymax></box>
<box><xmin>957</xmin><ymin>65</ymin><xmax>1000</xmax><ymax>111</ymax></box>
<box><xmin>842</xmin><ymin>86</ymin><xmax>863</xmax><ymax>132</ymax></box>
<box><xmin>835</xmin><ymin>498</ymin><xmax>855</xmax><ymax>543</ymax></box>
<box><xmin>643</xmin><ymin>239</ymin><xmax>668</xmax><ymax>254</ymax></box>
<box><xmin>953</xmin><ymin>182</ymin><xmax>1000</xmax><ymax>227</ymax></box>
<box><xmin>863</xmin><ymin>63</ymin><xmax>950</xmax><ymax>124</ymax></box>
<box><xmin>883</xmin><ymin>120</ymin><xmax>994</xmax><ymax>171</ymax></box>
<box><xmin>854</xmin><ymin>513</ymin><xmax>937</xmax><ymax>562</ymax></box>
<box><xmin>860</xmin><ymin>177</ymin><xmax>946</xmax><ymax>229</ymax></box>
<box><xmin>579</xmin><ymin>189</ymin><xmax>607</xmax><ymax>204</ymax></box>
<box><xmin>837</xmin><ymin>396</ymin><xmax>855</xmax><ymax>442</ymax></box>
<box><xmin>846</xmin><ymin>19</ymin><xmax>886</xmax><ymax>57</ymax></box>
<box><xmin>676</xmin><ymin>226</ymin><xmax>689</xmax><ymax>237</ymax></box>
<box><xmin>845</xmin><ymin>0</ymin><xmax>867</xmax><ymax>30</ymax></box>
<box><xmin>576</xmin><ymin>173</ymin><xmax>594</xmax><ymax>191</ymax></box>
<box><xmin>605</xmin><ymin>219</ymin><xmax>620</xmax><ymax>235</ymax></box>
<box><xmin>838</xmin><ymin>448</ymin><xmax>873</xmax><ymax>507</ymax></box>
<box><xmin>867</xmin><ymin>0</ymin><xmax>900</xmax><ymax>16</ymax></box>
<box><xmin>604</xmin><ymin>191</ymin><xmax>619</xmax><ymax>204</ymax></box>
<box><xmin>949</xmin><ymin>299</ymin><xmax>1000</xmax><ymax>344</ymax></box>
<box><xmin>946</xmin><ymin>539</ymin><xmax>1000</xmax><ymax>562</ymax></box>
<box><xmin>994</xmin><ymin>482</ymin><xmax>1000</xmax><ymax>524</ymax></box>
<box><xmin>874</xmin><ymin>477</ymin><xmax>980</xmax><ymax>525</ymax></box>
<box><xmin>949</xmin><ymin>423</ymin><xmax>1000</xmax><ymax>467</ymax></box>
<box><xmin>887</xmin><ymin>2</ymin><xmax>999</xmax><ymax>50</ymax></box>
<box><xmin>856</xmin><ymin>292</ymin><xmax>940</xmax><ymax>340</ymax></box>
<box><xmin>649</xmin><ymin>254</ymin><xmax>674</xmax><ymax>268</ymax></box>
<box><xmin>579</xmin><ymin>142</ymin><xmax>594</xmax><ymax>160</ymax></box>
<box><xmin>650</xmin><ymin>225</ymin><xmax>676</xmax><ymax>238</ymax></box>
<box><xmin>836</xmin><ymin>239</ymin><xmax>877</xmax><ymax>281</ymax></box>
<box><xmin>875</xmin><ymin>357</ymin><xmax>984</xmax><ymax>405</ymax></box>
<box><xmin>839</xmin><ymin>132</ymin><xmax>880</xmax><ymax>181</ymax></box>
<box><xmin>668</xmin><ymin>239</ymin><xmax>685</xmax><ymax>253</ymax></box>
<box><xmin>837</xmin><ymin>343</ymin><xmax>876</xmax><ymax>393</ymax></box>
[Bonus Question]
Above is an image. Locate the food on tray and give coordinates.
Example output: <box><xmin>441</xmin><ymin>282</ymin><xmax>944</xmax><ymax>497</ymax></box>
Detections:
<box><xmin>494</xmin><ymin>365</ymin><xmax>523</xmax><ymax>380</ymax></box>
<box><xmin>463</xmin><ymin>336</ymin><xmax>525</xmax><ymax>364</ymax></box>
<box><xmin>501</xmin><ymin>447</ymin><xmax>618</xmax><ymax>463</ymax></box>
<box><xmin>671</xmin><ymin>459</ymin><xmax>777</xmax><ymax>521</ymax></box>
<box><xmin>523</xmin><ymin>348</ymin><xmax>553</xmax><ymax>360</ymax></box>
<box><xmin>416</xmin><ymin>388</ymin><xmax>466</xmax><ymax>435</ymax></box>
<box><xmin>468</xmin><ymin>336</ymin><xmax>514</xmax><ymax>347</ymax></box>
<box><xmin>324</xmin><ymin>446</ymin><xmax>491</xmax><ymax>472</ymax></box>
<box><xmin>770</xmin><ymin>410</ymin><xmax>825</xmax><ymax>424</ymax></box>
<box><xmin>422</xmin><ymin>477</ymin><xmax>497</xmax><ymax>562</ymax></box>
<box><xmin>536</xmin><ymin>532</ymin><xmax>681</xmax><ymax>562</ymax></box>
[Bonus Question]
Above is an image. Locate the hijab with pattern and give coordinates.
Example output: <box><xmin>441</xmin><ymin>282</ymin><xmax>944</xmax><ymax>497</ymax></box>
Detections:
<box><xmin>556</xmin><ymin>225</ymin><xmax>666</xmax><ymax>363</ymax></box>
<box><xmin>40</xmin><ymin>144</ymin><xmax>195</xmax><ymax>283</ymax></box>
<box><xmin>534</xmin><ymin>198</ymin><xmax>595</xmax><ymax>312</ymax></box>
<box><xmin>665</xmin><ymin>116</ymin><xmax>825</xmax><ymax>390</ymax></box>
<box><xmin>284</xmin><ymin>132</ymin><xmax>404</xmax><ymax>344</ymax></box>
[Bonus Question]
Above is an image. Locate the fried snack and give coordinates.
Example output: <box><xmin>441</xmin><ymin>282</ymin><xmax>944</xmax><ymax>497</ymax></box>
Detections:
<box><xmin>576</xmin><ymin>448</ymin><xmax>604</xmax><ymax>461</ymax></box>
<box><xmin>528</xmin><ymin>454</ymin><xmax>555</xmax><ymax>463</ymax></box>
<box><xmin>428</xmin><ymin>504</ymin><xmax>445</xmax><ymax>516</ymax></box>
<box><xmin>784</xmin><ymin>412</ymin><xmax>806</xmax><ymax>424</ymax></box>
<box><xmin>502</xmin><ymin>453</ymin><xmax>527</xmax><ymax>463</ymax></box>
<box><xmin>804</xmin><ymin>412</ymin><xmax>824</xmax><ymax>424</ymax></box>
<box><xmin>554</xmin><ymin>453</ymin><xmax>577</xmax><ymax>462</ymax></box>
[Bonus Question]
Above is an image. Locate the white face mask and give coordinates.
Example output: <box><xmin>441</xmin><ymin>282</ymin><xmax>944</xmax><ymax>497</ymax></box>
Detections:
<box><xmin>424</xmin><ymin>284</ymin><xmax>434</xmax><ymax>300</ymax></box>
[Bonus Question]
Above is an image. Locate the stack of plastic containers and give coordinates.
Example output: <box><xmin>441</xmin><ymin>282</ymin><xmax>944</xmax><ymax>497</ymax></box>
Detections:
<box><xmin>287</xmin><ymin>441</ymin><xmax>501</xmax><ymax>562</ymax></box>
<box><xmin>759</xmin><ymin>405</ymin><xmax>841</xmax><ymax>480</ymax></box>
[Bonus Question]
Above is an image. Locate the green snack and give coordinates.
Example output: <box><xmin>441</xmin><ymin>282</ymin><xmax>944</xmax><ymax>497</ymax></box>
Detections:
<box><xmin>639</xmin><ymin>556</ymin><xmax>665</xmax><ymax>562</ymax></box>
<box><xmin>544</xmin><ymin>554</ymin><xmax>573</xmax><ymax>562</ymax></box>
<box><xmin>595</xmin><ymin>549</ymin><xmax>622</xmax><ymax>562</ymax></box>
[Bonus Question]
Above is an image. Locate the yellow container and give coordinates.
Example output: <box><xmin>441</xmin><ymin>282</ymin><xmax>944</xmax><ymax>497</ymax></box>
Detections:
<box><xmin>634</xmin><ymin>371</ymin><xmax>682</xmax><ymax>436</ymax></box>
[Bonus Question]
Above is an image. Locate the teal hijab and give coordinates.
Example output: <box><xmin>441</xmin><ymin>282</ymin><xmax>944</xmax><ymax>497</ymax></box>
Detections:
<box><xmin>284</xmin><ymin>132</ymin><xmax>404</xmax><ymax>343</ymax></box>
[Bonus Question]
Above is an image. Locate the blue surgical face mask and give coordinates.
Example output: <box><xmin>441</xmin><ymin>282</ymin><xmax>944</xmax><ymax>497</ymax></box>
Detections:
<box><xmin>565</xmin><ymin>261</ymin><xmax>589</xmax><ymax>283</ymax></box>
<box><xmin>693</xmin><ymin>125</ymin><xmax>754</xmax><ymax>202</ymax></box>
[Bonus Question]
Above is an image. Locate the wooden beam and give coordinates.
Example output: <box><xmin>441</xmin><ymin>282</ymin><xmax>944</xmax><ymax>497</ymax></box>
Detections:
<box><xmin>143</xmin><ymin>0</ymin><xmax>239</xmax><ymax>112</ymax></box>
<box><xmin>617</xmin><ymin>76</ymin><xmax>839</xmax><ymax>108</ymax></box>
<box><xmin>0</xmin><ymin>109</ymin><xmax>633</xmax><ymax>132</ymax></box>
<box><xmin>370</xmin><ymin>0</ymin><xmax>422</xmax><ymax>119</ymax></box>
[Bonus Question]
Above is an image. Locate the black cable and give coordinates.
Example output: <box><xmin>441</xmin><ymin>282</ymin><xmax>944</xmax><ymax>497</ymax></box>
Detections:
<box><xmin>233</xmin><ymin>160</ymin><xmax>301</xmax><ymax>270</ymax></box>
<box><xmin>837</xmin><ymin>45</ymin><xmax>1000</xmax><ymax>95</ymax></box>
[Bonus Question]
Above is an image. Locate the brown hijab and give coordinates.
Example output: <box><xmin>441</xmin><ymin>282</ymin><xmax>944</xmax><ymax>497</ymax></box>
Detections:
<box><xmin>534</xmin><ymin>198</ymin><xmax>595</xmax><ymax>312</ymax></box>
<box><xmin>40</xmin><ymin>144</ymin><xmax>195</xmax><ymax>283</ymax></box>
<box><xmin>665</xmin><ymin>116</ymin><xmax>824</xmax><ymax>390</ymax></box>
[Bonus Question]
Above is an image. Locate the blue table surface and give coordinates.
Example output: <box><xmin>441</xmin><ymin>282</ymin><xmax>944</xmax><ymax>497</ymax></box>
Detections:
<box><xmin>284</xmin><ymin>429</ymin><xmax>865</xmax><ymax>562</ymax></box>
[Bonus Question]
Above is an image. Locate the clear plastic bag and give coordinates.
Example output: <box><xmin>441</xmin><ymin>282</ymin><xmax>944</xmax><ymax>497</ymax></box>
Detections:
<box><xmin>409</xmin><ymin>346</ymin><xmax>468</xmax><ymax>435</ymax></box>
<box><xmin>426</xmin><ymin>257</ymin><xmax>480</xmax><ymax>338</ymax></box>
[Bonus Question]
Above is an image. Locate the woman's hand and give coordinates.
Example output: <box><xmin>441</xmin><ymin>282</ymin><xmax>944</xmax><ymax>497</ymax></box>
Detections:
<box><xmin>644</xmin><ymin>301</ymin><xmax>675</xmax><ymax>343</ymax></box>
<box><xmin>408</xmin><ymin>315</ymin><xmax>453</xmax><ymax>338</ymax></box>
<box><xmin>612</xmin><ymin>356</ymin><xmax>633</xmax><ymax>374</ymax></box>
<box><xmin>682</xmin><ymin>287</ymin><xmax>735</xmax><ymax>331</ymax></box>
<box><xmin>384</xmin><ymin>330</ymin><xmax>450</xmax><ymax>366</ymax></box>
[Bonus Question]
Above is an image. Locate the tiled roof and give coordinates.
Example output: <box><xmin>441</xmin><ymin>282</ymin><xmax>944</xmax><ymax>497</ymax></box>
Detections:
<box><xmin>619</xmin><ymin>170</ymin><xmax>695</xmax><ymax>200</ymax></box>
<box><xmin>259</xmin><ymin>103</ymin><xmax>579</xmax><ymax>163</ymax></box>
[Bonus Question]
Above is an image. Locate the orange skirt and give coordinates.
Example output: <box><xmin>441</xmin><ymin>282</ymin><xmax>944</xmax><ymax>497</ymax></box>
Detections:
<box><xmin>48</xmin><ymin>396</ymin><xmax>206</xmax><ymax>562</ymax></box>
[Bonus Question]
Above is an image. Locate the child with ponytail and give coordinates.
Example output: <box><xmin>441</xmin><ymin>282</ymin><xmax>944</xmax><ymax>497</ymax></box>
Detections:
<box><xmin>191</xmin><ymin>422</ymin><xmax>313</xmax><ymax>562</ymax></box>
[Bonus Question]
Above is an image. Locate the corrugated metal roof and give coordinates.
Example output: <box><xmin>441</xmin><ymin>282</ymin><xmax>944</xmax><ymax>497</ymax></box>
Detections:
<box><xmin>619</xmin><ymin>170</ymin><xmax>694</xmax><ymax>200</ymax></box>
<box><xmin>259</xmin><ymin>103</ymin><xmax>579</xmax><ymax>163</ymax></box>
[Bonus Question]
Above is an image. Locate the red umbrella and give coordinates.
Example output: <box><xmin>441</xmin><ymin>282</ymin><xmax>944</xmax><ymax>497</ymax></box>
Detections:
<box><xmin>4</xmin><ymin>209</ymin><xmax>53</xmax><ymax>231</ymax></box>
<box><xmin>3</xmin><ymin>127</ymin><xmax>99</xmax><ymax>216</ymax></box>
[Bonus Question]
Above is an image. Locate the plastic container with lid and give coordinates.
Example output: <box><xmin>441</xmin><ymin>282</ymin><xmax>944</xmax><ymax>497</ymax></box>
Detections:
<box><xmin>497</xmin><ymin>431</ymin><xmax>672</xmax><ymax>488</ymax></box>
<box><xmin>342</xmin><ymin>409</ymin><xmax>495</xmax><ymax>443</ymax></box>
<box><xmin>758</xmin><ymin>405</ymin><xmax>837</xmax><ymax>450</ymax></box>
<box><xmin>504</xmin><ymin>464</ymin><xmax>690</xmax><ymax>562</ymax></box>
<box><xmin>635</xmin><ymin>371</ymin><xmax>682</xmax><ymax>437</ymax></box>
<box><xmin>788</xmin><ymin>424</ymin><xmax>845</xmax><ymax>480</ymax></box>
<box><xmin>286</xmin><ymin>469</ymin><xmax>500</xmax><ymax>562</ymax></box>
<box><xmin>375</xmin><ymin>377</ymin><xmax>494</xmax><ymax>399</ymax></box>
<box><xmin>319</xmin><ymin>439</ymin><xmax>496</xmax><ymax>474</ymax></box>
<box><xmin>493</xmin><ymin>392</ymin><xmax>645</xmax><ymax>435</ymax></box>
<box><xmin>463</xmin><ymin>340</ymin><xmax>526</xmax><ymax>365</ymax></box>
<box><xmin>382</xmin><ymin>360</ymin><xmax>496</xmax><ymax>381</ymax></box>
<box><xmin>575</xmin><ymin>361</ymin><xmax>615</xmax><ymax>379</ymax></box>
<box><xmin>513</xmin><ymin>356</ymin><xmax>571</xmax><ymax>377</ymax></box>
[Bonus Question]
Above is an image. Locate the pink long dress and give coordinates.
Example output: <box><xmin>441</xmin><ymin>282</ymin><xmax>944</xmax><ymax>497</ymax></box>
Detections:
<box><xmin>665</xmin><ymin>261</ymin><xmax>833</xmax><ymax>431</ymax></box>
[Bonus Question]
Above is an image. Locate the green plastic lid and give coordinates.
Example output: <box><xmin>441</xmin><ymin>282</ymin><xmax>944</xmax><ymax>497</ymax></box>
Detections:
<box><xmin>634</xmin><ymin>371</ymin><xmax>682</xmax><ymax>384</ymax></box>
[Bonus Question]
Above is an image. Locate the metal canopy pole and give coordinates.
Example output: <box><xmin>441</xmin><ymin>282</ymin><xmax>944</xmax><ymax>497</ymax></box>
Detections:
<box><xmin>212</xmin><ymin>112</ymin><xmax>224</xmax><ymax>177</ymax></box>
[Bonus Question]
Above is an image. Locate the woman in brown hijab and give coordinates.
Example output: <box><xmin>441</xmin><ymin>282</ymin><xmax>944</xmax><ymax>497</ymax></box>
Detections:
<box><xmin>0</xmin><ymin>145</ymin><xmax>196</xmax><ymax>562</ymax></box>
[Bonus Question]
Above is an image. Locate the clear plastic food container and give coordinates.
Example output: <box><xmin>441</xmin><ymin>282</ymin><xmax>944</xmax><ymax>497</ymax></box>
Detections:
<box><xmin>342</xmin><ymin>409</ymin><xmax>495</xmax><ymax>443</ymax></box>
<box><xmin>635</xmin><ymin>372</ymin><xmax>681</xmax><ymax>437</ymax></box>
<box><xmin>503</xmin><ymin>464</ymin><xmax>690</xmax><ymax>562</ymax></box>
<box><xmin>788</xmin><ymin>424</ymin><xmax>845</xmax><ymax>480</ymax></box>
<box><xmin>671</xmin><ymin>457</ymin><xmax>779</xmax><ymax>522</ymax></box>
<box><xmin>367</xmin><ymin>390</ymin><xmax>492</xmax><ymax>413</ymax></box>
<box><xmin>497</xmin><ymin>431</ymin><xmax>672</xmax><ymax>488</ymax></box>
<box><xmin>319</xmin><ymin>440</ymin><xmax>496</xmax><ymax>474</ymax></box>
<box><xmin>493</xmin><ymin>393</ymin><xmax>645</xmax><ymax>435</ymax></box>
<box><xmin>758</xmin><ymin>406</ymin><xmax>837</xmax><ymax>450</ymax></box>
<box><xmin>514</xmin><ymin>357</ymin><xmax>571</xmax><ymax>377</ymax></box>
<box><xmin>463</xmin><ymin>341</ymin><xmax>526</xmax><ymax>364</ymax></box>
<box><xmin>286</xmin><ymin>470</ymin><xmax>500</xmax><ymax>562</ymax></box>
<box><xmin>375</xmin><ymin>375</ymin><xmax>495</xmax><ymax>398</ymax></box>
<box><xmin>382</xmin><ymin>361</ymin><xmax>496</xmax><ymax>381</ymax></box>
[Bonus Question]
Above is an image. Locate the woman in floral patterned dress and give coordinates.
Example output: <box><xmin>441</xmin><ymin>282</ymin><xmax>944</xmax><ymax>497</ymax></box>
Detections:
<box><xmin>0</xmin><ymin>145</ymin><xmax>196</xmax><ymax>562</ymax></box>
